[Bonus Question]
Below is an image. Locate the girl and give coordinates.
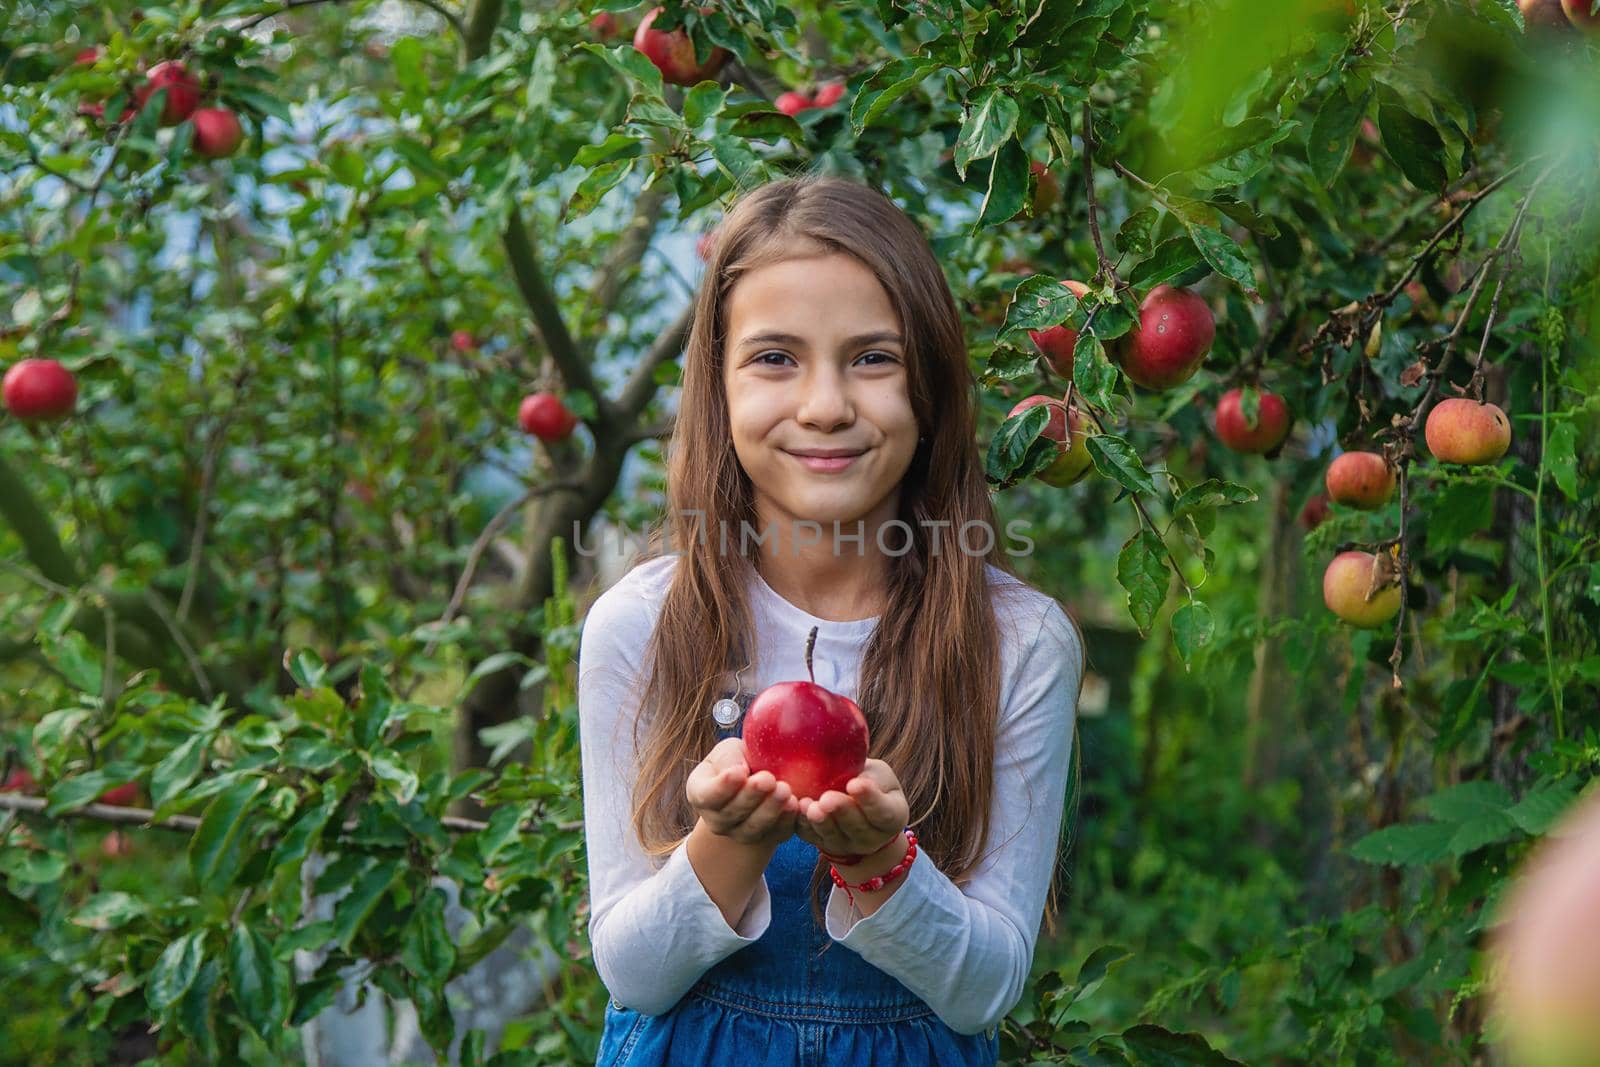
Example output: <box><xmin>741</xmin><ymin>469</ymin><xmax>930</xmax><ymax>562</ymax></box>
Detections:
<box><xmin>578</xmin><ymin>173</ymin><xmax>1085</xmax><ymax>1066</ymax></box>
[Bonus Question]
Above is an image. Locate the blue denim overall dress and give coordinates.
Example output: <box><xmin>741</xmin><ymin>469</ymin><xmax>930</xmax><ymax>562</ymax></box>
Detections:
<box><xmin>593</xmin><ymin>715</ymin><xmax>1001</xmax><ymax>1067</ymax></box>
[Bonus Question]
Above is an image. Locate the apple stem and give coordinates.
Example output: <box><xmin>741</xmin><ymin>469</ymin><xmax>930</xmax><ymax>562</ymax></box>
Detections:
<box><xmin>804</xmin><ymin>626</ymin><xmax>818</xmax><ymax>683</ymax></box>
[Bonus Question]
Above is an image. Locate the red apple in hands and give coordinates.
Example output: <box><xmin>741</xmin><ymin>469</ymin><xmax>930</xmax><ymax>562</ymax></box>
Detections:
<box><xmin>519</xmin><ymin>392</ymin><xmax>580</xmax><ymax>441</ymax></box>
<box><xmin>1214</xmin><ymin>387</ymin><xmax>1291</xmax><ymax>454</ymax></box>
<box><xmin>1425</xmin><ymin>398</ymin><xmax>1511</xmax><ymax>465</ymax></box>
<box><xmin>191</xmin><ymin>107</ymin><xmax>244</xmax><ymax>158</ymax></box>
<box><xmin>1323</xmin><ymin>551</ymin><xmax>1401</xmax><ymax>628</ymax></box>
<box><xmin>3</xmin><ymin>359</ymin><xmax>78</xmax><ymax>420</ymax></box>
<box><xmin>138</xmin><ymin>60</ymin><xmax>201</xmax><ymax>126</ymax></box>
<box><xmin>1027</xmin><ymin>279</ymin><xmax>1090</xmax><ymax>375</ymax></box>
<box><xmin>1325</xmin><ymin>451</ymin><xmax>1395</xmax><ymax>508</ymax></box>
<box><xmin>632</xmin><ymin>6</ymin><xmax>728</xmax><ymax>87</ymax></box>
<box><xmin>743</xmin><ymin>626</ymin><xmax>870</xmax><ymax>803</ymax></box>
<box><xmin>1117</xmin><ymin>284</ymin><xmax>1215</xmax><ymax>390</ymax></box>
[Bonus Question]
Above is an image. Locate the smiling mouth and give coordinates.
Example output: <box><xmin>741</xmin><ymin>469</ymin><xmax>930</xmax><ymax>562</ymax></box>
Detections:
<box><xmin>785</xmin><ymin>449</ymin><xmax>865</xmax><ymax>471</ymax></box>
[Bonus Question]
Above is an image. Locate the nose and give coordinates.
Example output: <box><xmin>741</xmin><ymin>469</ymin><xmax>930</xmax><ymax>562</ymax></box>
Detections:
<box><xmin>795</xmin><ymin>362</ymin><xmax>853</xmax><ymax>433</ymax></box>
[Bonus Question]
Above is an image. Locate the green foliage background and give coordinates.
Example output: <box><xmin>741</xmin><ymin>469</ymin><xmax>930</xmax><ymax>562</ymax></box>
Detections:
<box><xmin>2</xmin><ymin>0</ymin><xmax>1598</xmax><ymax>1063</ymax></box>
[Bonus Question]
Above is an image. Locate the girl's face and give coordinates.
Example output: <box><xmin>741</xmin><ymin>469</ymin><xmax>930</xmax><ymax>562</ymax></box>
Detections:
<box><xmin>722</xmin><ymin>252</ymin><xmax>919</xmax><ymax>535</ymax></box>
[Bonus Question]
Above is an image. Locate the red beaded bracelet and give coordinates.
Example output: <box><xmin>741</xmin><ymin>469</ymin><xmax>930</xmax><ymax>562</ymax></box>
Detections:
<box><xmin>828</xmin><ymin>829</ymin><xmax>918</xmax><ymax>908</ymax></box>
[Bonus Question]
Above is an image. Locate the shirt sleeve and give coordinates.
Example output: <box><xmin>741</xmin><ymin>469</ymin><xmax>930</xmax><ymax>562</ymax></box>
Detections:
<box><xmin>822</xmin><ymin>600</ymin><xmax>1084</xmax><ymax>1035</ymax></box>
<box><xmin>578</xmin><ymin>579</ymin><xmax>775</xmax><ymax>1016</ymax></box>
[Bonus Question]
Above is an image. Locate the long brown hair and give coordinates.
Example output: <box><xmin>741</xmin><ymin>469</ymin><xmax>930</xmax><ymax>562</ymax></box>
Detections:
<box><xmin>617</xmin><ymin>172</ymin><xmax>1085</xmax><ymax>939</ymax></box>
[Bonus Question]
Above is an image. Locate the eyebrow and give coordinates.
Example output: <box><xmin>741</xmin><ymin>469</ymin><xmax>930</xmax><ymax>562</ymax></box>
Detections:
<box><xmin>737</xmin><ymin>330</ymin><xmax>904</xmax><ymax>349</ymax></box>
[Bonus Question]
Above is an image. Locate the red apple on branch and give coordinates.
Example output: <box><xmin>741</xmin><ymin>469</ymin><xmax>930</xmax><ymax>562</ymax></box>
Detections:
<box><xmin>1007</xmin><ymin>394</ymin><xmax>1095</xmax><ymax>487</ymax></box>
<box><xmin>3</xmin><ymin>359</ymin><xmax>78</xmax><ymax>420</ymax></box>
<box><xmin>1030</xmin><ymin>162</ymin><xmax>1060</xmax><ymax>215</ymax></box>
<box><xmin>1117</xmin><ymin>284</ymin><xmax>1215</xmax><ymax>391</ymax></box>
<box><xmin>1425</xmin><ymin>398</ymin><xmax>1511</xmax><ymax>464</ymax></box>
<box><xmin>1214</xmin><ymin>387</ymin><xmax>1291</xmax><ymax>454</ymax></box>
<box><xmin>1562</xmin><ymin>0</ymin><xmax>1600</xmax><ymax>30</ymax></box>
<box><xmin>589</xmin><ymin>11</ymin><xmax>620</xmax><ymax>39</ymax></box>
<box><xmin>98</xmin><ymin>783</ymin><xmax>139</xmax><ymax>807</ymax></box>
<box><xmin>191</xmin><ymin>107</ymin><xmax>244</xmax><ymax>158</ymax></box>
<box><xmin>813</xmin><ymin>80</ymin><xmax>847</xmax><ymax>108</ymax></box>
<box><xmin>1325</xmin><ymin>451</ymin><xmax>1395</xmax><ymax>508</ymax></box>
<box><xmin>1</xmin><ymin>768</ymin><xmax>37</xmax><ymax>793</ymax></box>
<box><xmin>519</xmin><ymin>392</ymin><xmax>580</xmax><ymax>442</ymax></box>
<box><xmin>775</xmin><ymin>90</ymin><xmax>816</xmax><ymax>117</ymax></box>
<box><xmin>743</xmin><ymin>625</ymin><xmax>870</xmax><ymax>803</ymax></box>
<box><xmin>1027</xmin><ymin>279</ymin><xmax>1090</xmax><ymax>376</ymax></box>
<box><xmin>1298</xmin><ymin>493</ymin><xmax>1331</xmax><ymax>532</ymax></box>
<box><xmin>138</xmin><ymin>60</ymin><xmax>201</xmax><ymax>126</ymax></box>
<box><xmin>1323</xmin><ymin>551</ymin><xmax>1402</xmax><ymax>628</ymax></box>
<box><xmin>100</xmin><ymin>830</ymin><xmax>134</xmax><ymax>859</ymax></box>
<box><xmin>632</xmin><ymin>6</ymin><xmax>728</xmax><ymax>87</ymax></box>
<box><xmin>451</xmin><ymin>329</ymin><xmax>477</xmax><ymax>353</ymax></box>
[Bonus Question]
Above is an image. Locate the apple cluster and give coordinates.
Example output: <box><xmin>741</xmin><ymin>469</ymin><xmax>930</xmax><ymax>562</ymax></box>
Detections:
<box><xmin>74</xmin><ymin>50</ymin><xmax>245</xmax><ymax>159</ymax></box>
<box><xmin>1317</xmin><ymin>398</ymin><xmax>1511</xmax><ymax>629</ymax></box>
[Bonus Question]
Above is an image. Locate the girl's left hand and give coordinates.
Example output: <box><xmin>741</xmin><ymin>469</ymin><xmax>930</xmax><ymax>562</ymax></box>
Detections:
<box><xmin>794</xmin><ymin>758</ymin><xmax>910</xmax><ymax>860</ymax></box>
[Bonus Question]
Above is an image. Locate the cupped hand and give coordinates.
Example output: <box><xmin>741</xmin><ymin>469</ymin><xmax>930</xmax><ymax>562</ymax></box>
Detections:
<box><xmin>685</xmin><ymin>737</ymin><xmax>801</xmax><ymax>847</ymax></box>
<box><xmin>793</xmin><ymin>758</ymin><xmax>910</xmax><ymax>861</ymax></box>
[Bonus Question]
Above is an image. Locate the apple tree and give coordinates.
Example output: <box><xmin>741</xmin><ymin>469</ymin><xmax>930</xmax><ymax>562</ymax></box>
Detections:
<box><xmin>1</xmin><ymin>0</ymin><xmax>1597</xmax><ymax>1063</ymax></box>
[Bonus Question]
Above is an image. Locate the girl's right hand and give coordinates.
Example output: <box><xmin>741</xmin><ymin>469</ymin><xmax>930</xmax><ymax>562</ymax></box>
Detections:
<box><xmin>686</xmin><ymin>737</ymin><xmax>801</xmax><ymax>846</ymax></box>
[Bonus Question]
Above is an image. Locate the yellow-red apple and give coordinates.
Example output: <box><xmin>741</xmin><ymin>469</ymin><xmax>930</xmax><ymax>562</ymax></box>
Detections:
<box><xmin>1323</xmin><ymin>551</ymin><xmax>1401</xmax><ymax>628</ymax></box>
<box><xmin>1425</xmin><ymin>398</ymin><xmax>1511</xmax><ymax>465</ymax></box>
<box><xmin>1325</xmin><ymin>451</ymin><xmax>1395</xmax><ymax>509</ymax></box>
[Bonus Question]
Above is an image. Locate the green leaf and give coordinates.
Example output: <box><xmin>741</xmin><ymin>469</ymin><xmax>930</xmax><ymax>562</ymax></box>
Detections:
<box><xmin>1071</xmin><ymin>944</ymin><xmax>1133</xmax><ymax>1007</ymax></box>
<box><xmin>401</xmin><ymin>887</ymin><xmax>458</xmax><ymax>983</ymax></box>
<box><xmin>1073</xmin><ymin>333</ymin><xmax>1119</xmax><ymax>409</ymax></box>
<box><xmin>1172</xmin><ymin>479</ymin><xmax>1258</xmax><ymax>518</ymax></box>
<box><xmin>1115</xmin><ymin>207</ymin><xmax>1157</xmax><ymax>256</ymax></box>
<box><xmin>227</xmin><ymin>925</ymin><xmax>289</xmax><ymax>1040</ymax></box>
<box><xmin>998</xmin><ymin>273</ymin><xmax>1085</xmax><ymax>345</ymax></box>
<box><xmin>954</xmin><ymin>86</ymin><xmax>1020</xmax><ymax>179</ymax></box>
<box><xmin>1128</xmin><ymin>236</ymin><xmax>1204</xmax><ymax>290</ymax></box>
<box><xmin>987</xmin><ymin>402</ymin><xmax>1052</xmax><ymax>483</ymax></box>
<box><xmin>1</xmin><ymin>847</ymin><xmax>67</xmax><ymax>885</ymax></box>
<box><xmin>189</xmin><ymin>777</ymin><xmax>267</xmax><ymax>896</ymax></box>
<box><xmin>682</xmin><ymin>82</ymin><xmax>726</xmax><ymax>128</ymax></box>
<box><xmin>976</xmin><ymin>137</ymin><xmax>1029</xmax><ymax>232</ymax></box>
<box><xmin>150</xmin><ymin>734</ymin><xmax>207</xmax><ymax>812</ymax></box>
<box><xmin>1183</xmin><ymin>223</ymin><xmax>1257</xmax><ymax>297</ymax></box>
<box><xmin>1547</xmin><ymin>420</ymin><xmax>1578</xmax><ymax>500</ymax></box>
<box><xmin>365</xmin><ymin>750</ymin><xmax>420</xmax><ymax>804</ymax></box>
<box><xmin>1425</xmin><ymin>481</ymin><xmax>1494</xmax><ymax>553</ymax></box>
<box><xmin>391</xmin><ymin>36</ymin><xmax>426</xmax><ymax>96</ymax></box>
<box><xmin>850</xmin><ymin>58</ymin><xmax>936</xmax><ymax>133</ymax></box>
<box><xmin>1117</xmin><ymin>529</ymin><xmax>1169</xmax><ymax>636</ymax></box>
<box><xmin>1421</xmin><ymin>780</ymin><xmax>1513</xmax><ymax>823</ymax></box>
<box><xmin>1308</xmin><ymin>88</ymin><xmax>1371</xmax><ymax>187</ymax></box>
<box><xmin>1447</xmin><ymin>814</ymin><xmax>1517</xmax><ymax>857</ymax></box>
<box><xmin>572</xmin><ymin>133</ymin><xmax>643</xmax><ymax>168</ymax></box>
<box><xmin>1171</xmin><ymin>601</ymin><xmax>1215</xmax><ymax>669</ymax></box>
<box><xmin>1349</xmin><ymin>822</ymin><xmax>1457</xmax><ymax>866</ymax></box>
<box><xmin>1507</xmin><ymin>782</ymin><xmax>1580</xmax><ymax>835</ymax></box>
<box><xmin>1377</xmin><ymin>101</ymin><xmax>1447</xmax><ymax>192</ymax></box>
<box><xmin>1185</xmin><ymin>119</ymin><xmax>1299</xmax><ymax>191</ymax></box>
<box><xmin>585</xmin><ymin>42</ymin><xmax>664</xmax><ymax>97</ymax></box>
<box><xmin>147</xmin><ymin>930</ymin><xmax>207</xmax><ymax>1015</ymax></box>
<box><xmin>332</xmin><ymin>858</ymin><xmax>403</xmax><ymax>952</ymax></box>
<box><xmin>1086</xmin><ymin>434</ymin><xmax>1157</xmax><ymax>495</ymax></box>
<box><xmin>70</xmin><ymin>891</ymin><xmax>148</xmax><ymax>931</ymax></box>
<box><xmin>1119</xmin><ymin>1023</ymin><xmax>1247</xmax><ymax>1065</ymax></box>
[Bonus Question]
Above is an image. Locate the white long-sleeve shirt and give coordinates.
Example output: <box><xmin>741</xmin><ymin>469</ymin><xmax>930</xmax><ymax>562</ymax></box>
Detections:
<box><xmin>577</xmin><ymin>553</ymin><xmax>1084</xmax><ymax>1036</ymax></box>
